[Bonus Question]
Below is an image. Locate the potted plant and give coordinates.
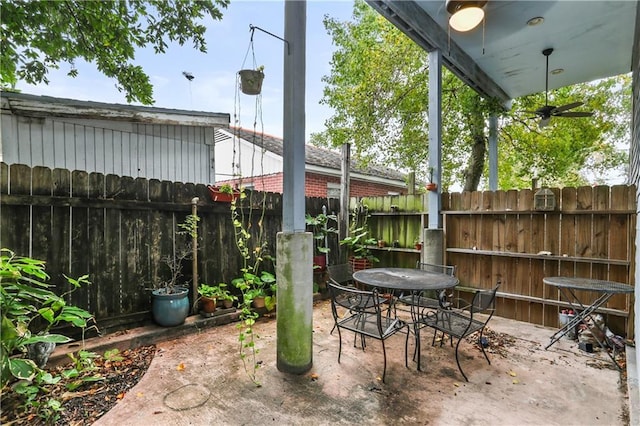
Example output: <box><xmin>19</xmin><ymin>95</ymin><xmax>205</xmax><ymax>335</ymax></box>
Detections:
<box><xmin>414</xmin><ymin>237</ymin><xmax>423</xmax><ymax>250</ymax></box>
<box><xmin>207</xmin><ymin>183</ymin><xmax>241</xmax><ymax>203</ymax></box>
<box><xmin>340</xmin><ymin>208</ymin><xmax>379</xmax><ymax>271</ymax></box>
<box><xmin>233</xmin><ymin>271</ymin><xmax>276</xmax><ymax>311</ymax></box>
<box><xmin>214</xmin><ymin>282</ymin><xmax>237</xmax><ymax>309</ymax></box>
<box><xmin>305</xmin><ymin>212</ymin><xmax>337</xmax><ymax>271</ymax></box>
<box><xmin>426</xmin><ymin>167</ymin><xmax>437</xmax><ymax>191</ymax></box>
<box><xmin>197</xmin><ymin>283</ymin><xmax>218</xmax><ymax>314</ymax></box>
<box><xmin>238</xmin><ymin>65</ymin><xmax>265</xmax><ymax>95</ymax></box>
<box><xmin>150</xmin><ymin>215</ymin><xmax>198</xmax><ymax>327</ymax></box>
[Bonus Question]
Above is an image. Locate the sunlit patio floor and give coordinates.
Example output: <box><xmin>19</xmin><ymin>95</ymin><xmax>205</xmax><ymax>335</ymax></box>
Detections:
<box><xmin>88</xmin><ymin>299</ymin><xmax>630</xmax><ymax>425</ymax></box>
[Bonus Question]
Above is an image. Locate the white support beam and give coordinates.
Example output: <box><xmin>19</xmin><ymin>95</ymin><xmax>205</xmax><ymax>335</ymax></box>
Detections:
<box><xmin>489</xmin><ymin>114</ymin><xmax>498</xmax><ymax>191</ymax></box>
<box><xmin>428</xmin><ymin>49</ymin><xmax>442</xmax><ymax>230</ymax></box>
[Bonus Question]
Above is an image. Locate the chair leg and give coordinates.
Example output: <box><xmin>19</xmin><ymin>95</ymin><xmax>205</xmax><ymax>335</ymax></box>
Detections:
<box><xmin>404</xmin><ymin>328</ymin><xmax>410</xmax><ymax>369</ymax></box>
<box><xmin>415</xmin><ymin>323</ymin><xmax>422</xmax><ymax>371</ymax></box>
<box><xmin>454</xmin><ymin>337</ymin><xmax>469</xmax><ymax>382</ymax></box>
<box><xmin>478</xmin><ymin>331</ymin><xmax>491</xmax><ymax>365</ymax></box>
<box><xmin>336</xmin><ymin>327</ymin><xmax>343</xmax><ymax>364</ymax></box>
<box><xmin>381</xmin><ymin>339</ymin><xmax>387</xmax><ymax>383</ymax></box>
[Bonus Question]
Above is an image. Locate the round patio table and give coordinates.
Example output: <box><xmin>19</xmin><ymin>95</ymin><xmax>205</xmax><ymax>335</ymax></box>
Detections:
<box><xmin>352</xmin><ymin>267</ymin><xmax>459</xmax><ymax>292</ymax></box>
<box><xmin>353</xmin><ymin>267</ymin><xmax>459</xmax><ymax>371</ymax></box>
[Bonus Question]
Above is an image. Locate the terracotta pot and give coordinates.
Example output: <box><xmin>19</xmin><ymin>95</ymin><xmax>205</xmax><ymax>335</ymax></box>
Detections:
<box><xmin>415</xmin><ymin>243</ymin><xmax>422</xmax><ymax>250</ymax></box>
<box><xmin>200</xmin><ymin>296</ymin><xmax>217</xmax><ymax>313</ymax></box>
<box><xmin>222</xmin><ymin>299</ymin><xmax>234</xmax><ymax>309</ymax></box>
<box><xmin>426</xmin><ymin>182</ymin><xmax>437</xmax><ymax>191</ymax></box>
<box><xmin>207</xmin><ymin>185</ymin><xmax>240</xmax><ymax>203</ymax></box>
<box><xmin>377</xmin><ymin>240</ymin><xmax>386</xmax><ymax>248</ymax></box>
<box><xmin>252</xmin><ymin>296</ymin><xmax>266</xmax><ymax>309</ymax></box>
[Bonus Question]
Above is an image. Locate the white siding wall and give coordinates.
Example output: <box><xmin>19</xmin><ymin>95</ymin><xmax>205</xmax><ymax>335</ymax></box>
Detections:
<box><xmin>1</xmin><ymin>114</ymin><xmax>215</xmax><ymax>184</ymax></box>
<box><xmin>214</xmin><ymin>136</ymin><xmax>282</xmax><ymax>181</ymax></box>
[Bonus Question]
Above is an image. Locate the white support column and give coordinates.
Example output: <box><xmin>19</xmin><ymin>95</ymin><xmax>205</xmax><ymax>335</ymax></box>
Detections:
<box><xmin>489</xmin><ymin>114</ymin><xmax>498</xmax><ymax>191</ymax></box>
<box><xmin>428</xmin><ymin>49</ymin><xmax>442</xmax><ymax>230</ymax></box>
<box><xmin>277</xmin><ymin>0</ymin><xmax>313</xmax><ymax>375</ymax></box>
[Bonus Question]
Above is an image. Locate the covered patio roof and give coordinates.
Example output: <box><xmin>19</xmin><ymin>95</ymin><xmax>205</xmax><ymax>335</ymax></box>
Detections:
<box><xmin>367</xmin><ymin>1</ymin><xmax>639</xmax><ymax>102</ymax></box>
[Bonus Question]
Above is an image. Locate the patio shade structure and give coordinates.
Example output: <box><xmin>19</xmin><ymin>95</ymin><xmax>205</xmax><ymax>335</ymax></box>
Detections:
<box><xmin>366</xmin><ymin>0</ymin><xmax>639</xmax><ymax>393</ymax></box>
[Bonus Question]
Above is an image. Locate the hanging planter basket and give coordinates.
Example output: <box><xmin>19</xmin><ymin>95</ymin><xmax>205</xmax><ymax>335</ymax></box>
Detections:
<box><xmin>238</xmin><ymin>69</ymin><xmax>264</xmax><ymax>95</ymax></box>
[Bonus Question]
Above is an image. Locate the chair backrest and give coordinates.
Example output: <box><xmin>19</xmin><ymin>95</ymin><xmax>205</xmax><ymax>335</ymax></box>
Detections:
<box><xmin>328</xmin><ymin>280</ymin><xmax>383</xmax><ymax>316</ymax></box>
<box><xmin>327</xmin><ymin>263</ymin><xmax>354</xmax><ymax>286</ymax></box>
<box><xmin>470</xmin><ymin>284</ymin><xmax>500</xmax><ymax>316</ymax></box>
<box><xmin>415</xmin><ymin>261</ymin><xmax>456</xmax><ymax>276</ymax></box>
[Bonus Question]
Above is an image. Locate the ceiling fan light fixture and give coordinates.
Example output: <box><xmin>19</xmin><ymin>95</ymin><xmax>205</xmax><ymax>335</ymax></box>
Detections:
<box><xmin>446</xmin><ymin>0</ymin><xmax>487</xmax><ymax>32</ymax></box>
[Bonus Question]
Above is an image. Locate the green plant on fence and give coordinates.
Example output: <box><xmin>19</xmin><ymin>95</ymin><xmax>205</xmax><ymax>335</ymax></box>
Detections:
<box><xmin>0</xmin><ymin>248</ymin><xmax>96</xmax><ymax>421</ymax></box>
<box><xmin>305</xmin><ymin>212</ymin><xmax>338</xmax><ymax>257</ymax></box>
<box><xmin>229</xmin><ymin>188</ymin><xmax>275</xmax><ymax>387</ymax></box>
<box><xmin>218</xmin><ymin>183</ymin><xmax>235</xmax><ymax>194</ymax></box>
<box><xmin>339</xmin><ymin>206</ymin><xmax>379</xmax><ymax>263</ymax></box>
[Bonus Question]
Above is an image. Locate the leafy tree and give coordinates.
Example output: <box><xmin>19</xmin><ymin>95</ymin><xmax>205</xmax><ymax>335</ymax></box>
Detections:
<box><xmin>314</xmin><ymin>0</ymin><xmax>629</xmax><ymax>190</ymax></box>
<box><xmin>1</xmin><ymin>0</ymin><xmax>229</xmax><ymax>104</ymax></box>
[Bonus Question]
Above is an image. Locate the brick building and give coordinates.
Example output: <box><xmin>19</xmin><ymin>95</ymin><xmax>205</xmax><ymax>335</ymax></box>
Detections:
<box><xmin>214</xmin><ymin>128</ymin><xmax>407</xmax><ymax>198</ymax></box>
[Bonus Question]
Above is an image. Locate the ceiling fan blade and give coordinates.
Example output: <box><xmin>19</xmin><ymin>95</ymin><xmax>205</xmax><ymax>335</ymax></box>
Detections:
<box><xmin>553</xmin><ymin>101</ymin><xmax>584</xmax><ymax>113</ymax></box>
<box><xmin>539</xmin><ymin>117</ymin><xmax>551</xmax><ymax>128</ymax></box>
<box><xmin>555</xmin><ymin>111</ymin><xmax>594</xmax><ymax>118</ymax></box>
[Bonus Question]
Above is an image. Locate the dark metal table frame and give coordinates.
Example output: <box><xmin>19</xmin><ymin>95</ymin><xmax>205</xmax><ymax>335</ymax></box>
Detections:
<box><xmin>543</xmin><ymin>276</ymin><xmax>633</xmax><ymax>370</ymax></box>
<box><xmin>353</xmin><ymin>268</ymin><xmax>459</xmax><ymax>371</ymax></box>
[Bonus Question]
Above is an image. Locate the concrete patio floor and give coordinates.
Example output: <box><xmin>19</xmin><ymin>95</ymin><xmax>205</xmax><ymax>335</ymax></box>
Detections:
<box><xmin>87</xmin><ymin>300</ymin><xmax>631</xmax><ymax>425</ymax></box>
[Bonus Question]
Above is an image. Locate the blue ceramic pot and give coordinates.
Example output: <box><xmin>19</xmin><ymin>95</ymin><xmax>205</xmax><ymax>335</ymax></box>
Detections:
<box><xmin>151</xmin><ymin>286</ymin><xmax>190</xmax><ymax>327</ymax></box>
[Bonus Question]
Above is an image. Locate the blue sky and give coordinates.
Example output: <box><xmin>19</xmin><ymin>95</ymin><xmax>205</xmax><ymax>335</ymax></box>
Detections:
<box><xmin>15</xmin><ymin>1</ymin><xmax>355</xmax><ymax>140</ymax></box>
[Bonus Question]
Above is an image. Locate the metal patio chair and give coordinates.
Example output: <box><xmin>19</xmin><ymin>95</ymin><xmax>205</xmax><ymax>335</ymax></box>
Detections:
<box><xmin>421</xmin><ymin>284</ymin><xmax>500</xmax><ymax>382</ymax></box>
<box><xmin>397</xmin><ymin>262</ymin><xmax>457</xmax><ymax>311</ymax></box>
<box><xmin>328</xmin><ymin>281</ymin><xmax>409</xmax><ymax>383</ymax></box>
<box><xmin>327</xmin><ymin>263</ymin><xmax>389</xmax><ymax>338</ymax></box>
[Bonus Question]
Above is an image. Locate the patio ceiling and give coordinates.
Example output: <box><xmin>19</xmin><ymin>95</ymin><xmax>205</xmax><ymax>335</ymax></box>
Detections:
<box><xmin>367</xmin><ymin>1</ymin><xmax>639</xmax><ymax>103</ymax></box>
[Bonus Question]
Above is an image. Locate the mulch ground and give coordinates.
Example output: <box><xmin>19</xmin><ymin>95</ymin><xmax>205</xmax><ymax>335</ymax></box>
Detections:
<box><xmin>1</xmin><ymin>345</ymin><xmax>156</xmax><ymax>426</ymax></box>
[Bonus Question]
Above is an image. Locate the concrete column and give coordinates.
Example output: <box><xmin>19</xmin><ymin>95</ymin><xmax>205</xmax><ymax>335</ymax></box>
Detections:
<box><xmin>423</xmin><ymin>228</ymin><xmax>444</xmax><ymax>265</ymax></box>
<box><xmin>276</xmin><ymin>232</ymin><xmax>313</xmax><ymax>374</ymax></box>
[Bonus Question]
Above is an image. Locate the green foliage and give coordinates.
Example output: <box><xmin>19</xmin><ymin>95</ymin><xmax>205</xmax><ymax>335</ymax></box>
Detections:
<box><xmin>64</xmin><ymin>350</ymin><xmax>102</xmax><ymax>391</ymax></box>
<box><xmin>218</xmin><ymin>183</ymin><xmax>235</xmax><ymax>194</ymax></box>
<box><xmin>0</xmin><ymin>0</ymin><xmax>229</xmax><ymax>104</ymax></box>
<box><xmin>197</xmin><ymin>283</ymin><xmax>218</xmax><ymax>298</ymax></box>
<box><xmin>339</xmin><ymin>206</ymin><xmax>379</xmax><ymax>263</ymax></box>
<box><xmin>497</xmin><ymin>76</ymin><xmax>631</xmax><ymax>189</ymax></box>
<box><xmin>315</xmin><ymin>0</ymin><xmax>630</xmax><ymax>190</ymax></box>
<box><xmin>103</xmin><ymin>348</ymin><xmax>124</xmax><ymax>363</ymax></box>
<box><xmin>305</xmin><ymin>213</ymin><xmax>338</xmax><ymax>255</ymax></box>
<box><xmin>229</xmin><ymin>190</ymin><xmax>276</xmax><ymax>386</ymax></box>
<box><xmin>0</xmin><ymin>248</ymin><xmax>94</xmax><ymax>388</ymax></box>
<box><xmin>0</xmin><ymin>248</ymin><xmax>96</xmax><ymax>421</ymax></box>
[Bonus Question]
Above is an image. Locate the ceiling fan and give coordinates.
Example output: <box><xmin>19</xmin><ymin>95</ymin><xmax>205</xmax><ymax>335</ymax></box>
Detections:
<box><xmin>527</xmin><ymin>48</ymin><xmax>594</xmax><ymax>128</ymax></box>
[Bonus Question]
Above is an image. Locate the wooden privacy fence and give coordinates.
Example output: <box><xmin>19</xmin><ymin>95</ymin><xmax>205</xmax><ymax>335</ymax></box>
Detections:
<box><xmin>0</xmin><ymin>163</ymin><xmax>336</xmax><ymax>334</ymax></box>
<box><xmin>443</xmin><ymin>186</ymin><xmax>636</xmax><ymax>337</ymax></box>
<box><xmin>354</xmin><ymin>186</ymin><xmax>636</xmax><ymax>337</ymax></box>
